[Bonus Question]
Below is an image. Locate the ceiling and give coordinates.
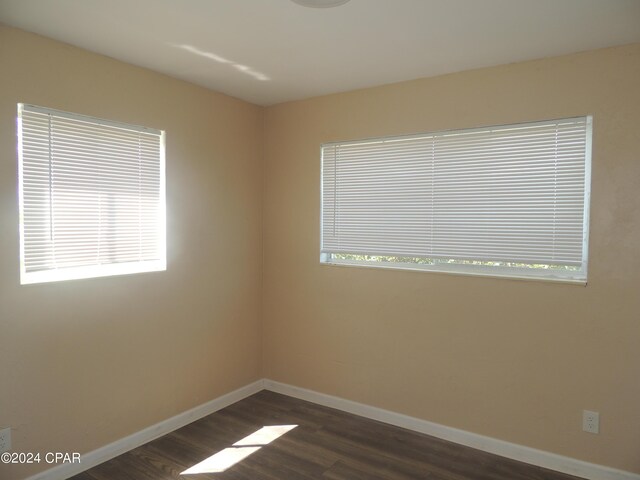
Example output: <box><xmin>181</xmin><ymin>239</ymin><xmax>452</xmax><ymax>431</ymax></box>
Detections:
<box><xmin>1</xmin><ymin>0</ymin><xmax>639</xmax><ymax>106</ymax></box>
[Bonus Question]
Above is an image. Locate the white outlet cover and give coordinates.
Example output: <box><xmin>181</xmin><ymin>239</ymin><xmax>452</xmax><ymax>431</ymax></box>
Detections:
<box><xmin>583</xmin><ymin>410</ymin><xmax>600</xmax><ymax>434</ymax></box>
<box><xmin>0</xmin><ymin>427</ymin><xmax>11</xmax><ymax>453</ymax></box>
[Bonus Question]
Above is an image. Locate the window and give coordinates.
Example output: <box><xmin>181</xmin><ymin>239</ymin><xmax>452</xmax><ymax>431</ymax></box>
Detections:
<box><xmin>18</xmin><ymin>104</ymin><xmax>166</xmax><ymax>284</ymax></box>
<box><xmin>320</xmin><ymin>117</ymin><xmax>592</xmax><ymax>283</ymax></box>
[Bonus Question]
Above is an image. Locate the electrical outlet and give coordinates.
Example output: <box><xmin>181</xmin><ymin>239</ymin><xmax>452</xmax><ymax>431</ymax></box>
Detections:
<box><xmin>583</xmin><ymin>410</ymin><xmax>599</xmax><ymax>434</ymax></box>
<box><xmin>0</xmin><ymin>427</ymin><xmax>11</xmax><ymax>453</ymax></box>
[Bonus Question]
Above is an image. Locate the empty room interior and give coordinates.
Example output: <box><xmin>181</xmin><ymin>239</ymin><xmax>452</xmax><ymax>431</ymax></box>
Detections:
<box><xmin>1</xmin><ymin>1</ymin><xmax>639</xmax><ymax>479</ymax></box>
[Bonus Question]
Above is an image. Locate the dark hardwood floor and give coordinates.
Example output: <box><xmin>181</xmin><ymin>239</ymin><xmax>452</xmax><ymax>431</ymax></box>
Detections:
<box><xmin>71</xmin><ymin>390</ymin><xmax>584</xmax><ymax>480</ymax></box>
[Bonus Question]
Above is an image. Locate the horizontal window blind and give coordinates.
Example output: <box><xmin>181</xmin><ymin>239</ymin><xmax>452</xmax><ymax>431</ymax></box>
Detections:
<box><xmin>18</xmin><ymin>104</ymin><xmax>166</xmax><ymax>284</ymax></box>
<box><xmin>321</xmin><ymin>117</ymin><xmax>591</xmax><ymax>282</ymax></box>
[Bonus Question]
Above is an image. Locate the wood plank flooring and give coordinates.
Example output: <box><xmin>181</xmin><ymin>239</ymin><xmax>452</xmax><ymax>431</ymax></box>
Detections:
<box><xmin>71</xmin><ymin>390</ymin><xmax>585</xmax><ymax>480</ymax></box>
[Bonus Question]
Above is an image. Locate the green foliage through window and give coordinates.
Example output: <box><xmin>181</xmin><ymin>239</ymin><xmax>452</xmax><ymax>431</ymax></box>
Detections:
<box><xmin>330</xmin><ymin>254</ymin><xmax>579</xmax><ymax>272</ymax></box>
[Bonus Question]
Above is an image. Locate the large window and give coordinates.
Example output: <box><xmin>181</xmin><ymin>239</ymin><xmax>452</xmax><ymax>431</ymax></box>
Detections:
<box><xmin>18</xmin><ymin>104</ymin><xmax>166</xmax><ymax>284</ymax></box>
<box><xmin>320</xmin><ymin>117</ymin><xmax>592</xmax><ymax>283</ymax></box>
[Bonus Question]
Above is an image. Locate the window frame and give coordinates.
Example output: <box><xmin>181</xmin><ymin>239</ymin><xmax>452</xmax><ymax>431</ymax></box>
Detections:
<box><xmin>17</xmin><ymin>103</ymin><xmax>167</xmax><ymax>285</ymax></box>
<box><xmin>320</xmin><ymin>117</ymin><xmax>592</xmax><ymax>284</ymax></box>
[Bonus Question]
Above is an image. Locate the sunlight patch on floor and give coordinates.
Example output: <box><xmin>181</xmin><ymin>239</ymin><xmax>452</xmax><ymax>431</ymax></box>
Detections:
<box><xmin>233</xmin><ymin>424</ymin><xmax>298</xmax><ymax>446</ymax></box>
<box><xmin>181</xmin><ymin>425</ymin><xmax>298</xmax><ymax>475</ymax></box>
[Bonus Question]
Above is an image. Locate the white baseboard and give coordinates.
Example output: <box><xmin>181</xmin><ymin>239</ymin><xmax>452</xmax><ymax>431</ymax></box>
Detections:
<box><xmin>25</xmin><ymin>378</ymin><xmax>640</xmax><ymax>480</ymax></box>
<box><xmin>263</xmin><ymin>379</ymin><xmax>640</xmax><ymax>480</ymax></box>
<box><xmin>26</xmin><ymin>380</ymin><xmax>265</xmax><ymax>480</ymax></box>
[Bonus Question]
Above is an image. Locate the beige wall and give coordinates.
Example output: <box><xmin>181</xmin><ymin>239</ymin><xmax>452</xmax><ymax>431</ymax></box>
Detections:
<box><xmin>0</xmin><ymin>26</ymin><xmax>263</xmax><ymax>478</ymax></box>
<box><xmin>263</xmin><ymin>44</ymin><xmax>640</xmax><ymax>473</ymax></box>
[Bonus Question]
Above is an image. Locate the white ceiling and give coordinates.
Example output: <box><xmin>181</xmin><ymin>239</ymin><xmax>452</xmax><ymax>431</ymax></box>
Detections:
<box><xmin>1</xmin><ymin>0</ymin><xmax>639</xmax><ymax>106</ymax></box>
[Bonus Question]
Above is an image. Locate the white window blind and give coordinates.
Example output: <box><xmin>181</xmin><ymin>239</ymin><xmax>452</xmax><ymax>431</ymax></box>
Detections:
<box><xmin>18</xmin><ymin>104</ymin><xmax>166</xmax><ymax>284</ymax></box>
<box><xmin>321</xmin><ymin>117</ymin><xmax>592</xmax><ymax>283</ymax></box>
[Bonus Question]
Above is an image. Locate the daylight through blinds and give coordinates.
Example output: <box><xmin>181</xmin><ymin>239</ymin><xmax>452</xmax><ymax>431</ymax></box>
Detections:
<box><xmin>321</xmin><ymin>117</ymin><xmax>591</xmax><ymax>281</ymax></box>
<box><xmin>18</xmin><ymin>104</ymin><xmax>165</xmax><ymax>284</ymax></box>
